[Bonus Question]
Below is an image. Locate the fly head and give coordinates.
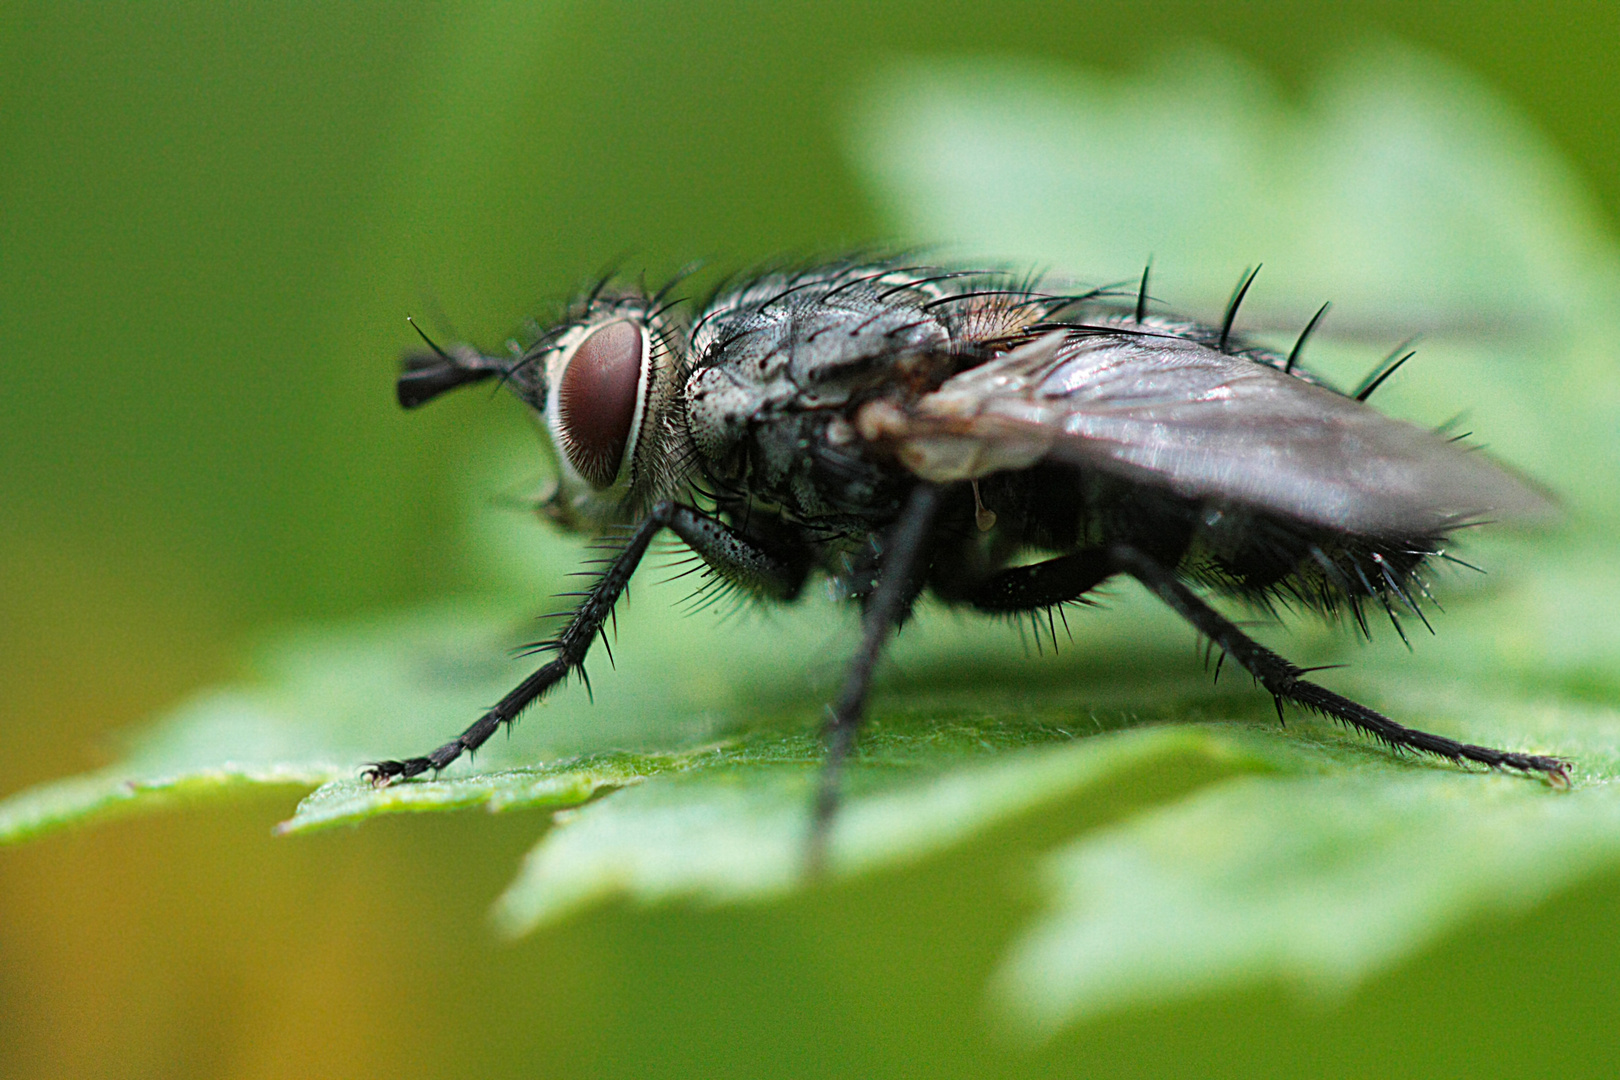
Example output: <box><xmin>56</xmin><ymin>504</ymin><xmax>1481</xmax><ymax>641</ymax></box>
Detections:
<box><xmin>396</xmin><ymin>289</ymin><xmax>695</xmax><ymax>531</ymax></box>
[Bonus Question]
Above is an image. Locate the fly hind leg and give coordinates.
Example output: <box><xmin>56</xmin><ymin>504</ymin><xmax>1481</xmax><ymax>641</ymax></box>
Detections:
<box><xmin>1108</xmin><ymin>543</ymin><xmax>1570</xmax><ymax>785</ymax></box>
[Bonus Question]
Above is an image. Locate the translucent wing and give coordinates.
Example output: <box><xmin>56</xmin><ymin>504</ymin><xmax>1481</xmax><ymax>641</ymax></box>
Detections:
<box><xmin>883</xmin><ymin>328</ymin><xmax>1556</xmax><ymax>536</ymax></box>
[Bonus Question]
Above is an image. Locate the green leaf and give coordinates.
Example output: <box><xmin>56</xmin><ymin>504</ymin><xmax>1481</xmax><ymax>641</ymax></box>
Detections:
<box><xmin>489</xmin><ymin>725</ymin><xmax>1293</xmax><ymax>935</ymax></box>
<box><xmin>276</xmin><ymin>749</ymin><xmax>696</xmax><ymax>835</ymax></box>
<box><xmin>6</xmin><ymin>42</ymin><xmax>1620</xmax><ymax>1039</ymax></box>
<box><xmin>997</xmin><ymin>763</ymin><xmax>1620</xmax><ymax>1031</ymax></box>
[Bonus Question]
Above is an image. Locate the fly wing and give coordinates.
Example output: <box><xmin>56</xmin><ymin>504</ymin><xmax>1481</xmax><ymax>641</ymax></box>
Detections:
<box><xmin>887</xmin><ymin>329</ymin><xmax>1556</xmax><ymax>536</ymax></box>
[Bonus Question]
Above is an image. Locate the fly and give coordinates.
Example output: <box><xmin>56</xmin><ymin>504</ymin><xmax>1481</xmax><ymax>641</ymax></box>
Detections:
<box><xmin>365</xmin><ymin>259</ymin><xmax>1571</xmax><ymax>861</ymax></box>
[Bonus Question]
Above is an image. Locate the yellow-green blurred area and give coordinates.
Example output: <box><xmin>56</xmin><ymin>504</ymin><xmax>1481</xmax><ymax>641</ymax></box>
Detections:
<box><xmin>5</xmin><ymin>2</ymin><xmax>1620</xmax><ymax>1077</ymax></box>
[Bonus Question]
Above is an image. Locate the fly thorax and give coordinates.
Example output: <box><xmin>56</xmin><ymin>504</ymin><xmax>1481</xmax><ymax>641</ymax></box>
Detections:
<box><xmin>685</xmin><ymin>293</ymin><xmax>950</xmax><ymax>474</ymax></box>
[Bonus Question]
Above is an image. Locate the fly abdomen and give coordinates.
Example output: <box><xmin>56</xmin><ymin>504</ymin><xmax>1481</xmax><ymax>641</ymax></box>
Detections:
<box><xmin>1185</xmin><ymin>504</ymin><xmax>1441</xmax><ymax>635</ymax></box>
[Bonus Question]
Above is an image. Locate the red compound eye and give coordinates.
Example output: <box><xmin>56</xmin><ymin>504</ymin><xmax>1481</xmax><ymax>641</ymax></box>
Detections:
<box><xmin>556</xmin><ymin>320</ymin><xmax>645</xmax><ymax>488</ymax></box>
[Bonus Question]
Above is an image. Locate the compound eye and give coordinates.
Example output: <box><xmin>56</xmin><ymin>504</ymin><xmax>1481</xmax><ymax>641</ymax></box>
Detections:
<box><xmin>556</xmin><ymin>320</ymin><xmax>645</xmax><ymax>488</ymax></box>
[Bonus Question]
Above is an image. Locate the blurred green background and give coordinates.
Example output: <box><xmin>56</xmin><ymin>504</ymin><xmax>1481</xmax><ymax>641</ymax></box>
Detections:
<box><xmin>4</xmin><ymin>2</ymin><xmax>1620</xmax><ymax>1077</ymax></box>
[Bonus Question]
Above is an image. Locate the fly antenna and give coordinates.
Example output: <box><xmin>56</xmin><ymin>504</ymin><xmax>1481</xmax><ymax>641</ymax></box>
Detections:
<box><xmin>398</xmin><ymin>316</ymin><xmax>504</xmax><ymax>408</ymax></box>
<box><xmin>407</xmin><ymin>315</ymin><xmax>453</xmax><ymax>362</ymax></box>
<box><xmin>1285</xmin><ymin>301</ymin><xmax>1331</xmax><ymax>375</ymax></box>
<box><xmin>1218</xmin><ymin>264</ymin><xmax>1261</xmax><ymax>354</ymax></box>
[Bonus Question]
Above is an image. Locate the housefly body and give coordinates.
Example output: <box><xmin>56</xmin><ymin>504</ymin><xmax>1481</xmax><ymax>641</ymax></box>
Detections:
<box><xmin>366</xmin><ymin>258</ymin><xmax>1570</xmax><ymax>857</ymax></box>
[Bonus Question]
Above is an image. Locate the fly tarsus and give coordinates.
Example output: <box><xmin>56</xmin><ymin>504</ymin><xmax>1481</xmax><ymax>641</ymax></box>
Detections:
<box><xmin>1109</xmin><ymin>543</ymin><xmax>1572</xmax><ymax>788</ymax></box>
<box><xmin>364</xmin><ymin>703</ymin><xmax>528</xmax><ymax>786</ymax></box>
<box><xmin>1284</xmin><ymin>679</ymin><xmax>1571</xmax><ymax>786</ymax></box>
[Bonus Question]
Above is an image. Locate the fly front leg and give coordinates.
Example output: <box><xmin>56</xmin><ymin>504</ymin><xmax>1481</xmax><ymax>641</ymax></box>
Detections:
<box><xmin>1108</xmin><ymin>544</ymin><xmax>1571</xmax><ymax>784</ymax></box>
<box><xmin>811</xmin><ymin>483</ymin><xmax>947</xmax><ymax>868</ymax></box>
<box><xmin>365</xmin><ymin>501</ymin><xmax>812</xmax><ymax>784</ymax></box>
